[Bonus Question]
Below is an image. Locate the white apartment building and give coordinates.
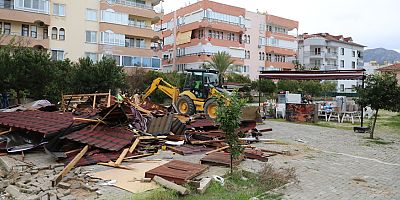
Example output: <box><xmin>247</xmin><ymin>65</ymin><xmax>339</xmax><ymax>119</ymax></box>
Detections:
<box><xmin>298</xmin><ymin>33</ymin><xmax>365</xmax><ymax>93</ymax></box>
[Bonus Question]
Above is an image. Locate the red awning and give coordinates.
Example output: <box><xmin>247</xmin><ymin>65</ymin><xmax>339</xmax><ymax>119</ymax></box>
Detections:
<box><xmin>259</xmin><ymin>70</ymin><xmax>365</xmax><ymax>80</ymax></box>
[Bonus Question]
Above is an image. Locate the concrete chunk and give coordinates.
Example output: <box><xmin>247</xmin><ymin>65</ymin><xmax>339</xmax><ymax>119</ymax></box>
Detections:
<box><xmin>5</xmin><ymin>185</ymin><xmax>27</xmax><ymax>200</ymax></box>
<box><xmin>60</xmin><ymin>195</ymin><xmax>76</xmax><ymax>200</ymax></box>
<box><xmin>58</xmin><ymin>182</ymin><xmax>71</xmax><ymax>189</ymax></box>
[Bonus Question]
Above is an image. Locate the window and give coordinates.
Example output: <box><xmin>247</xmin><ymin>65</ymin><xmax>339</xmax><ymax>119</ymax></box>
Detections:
<box><xmin>51</xmin><ymin>27</ymin><xmax>57</xmax><ymax>39</ymax></box>
<box><xmin>30</xmin><ymin>25</ymin><xmax>37</xmax><ymax>38</ymax></box>
<box><xmin>341</xmin><ymin>48</ymin><xmax>345</xmax><ymax>55</ymax></box>
<box><xmin>86</xmin><ymin>9</ymin><xmax>97</xmax><ymax>21</ymax></box>
<box><xmin>85</xmin><ymin>52</ymin><xmax>98</xmax><ymax>62</ymax></box>
<box><xmin>43</xmin><ymin>27</ymin><xmax>48</xmax><ymax>39</ymax></box>
<box><xmin>14</xmin><ymin>0</ymin><xmax>50</xmax><ymax>14</ymax></box>
<box><xmin>122</xmin><ymin>56</ymin><xmax>133</xmax><ymax>66</ymax></box>
<box><xmin>133</xmin><ymin>57</ymin><xmax>141</xmax><ymax>67</ymax></box>
<box><xmin>340</xmin><ymin>84</ymin><xmax>345</xmax><ymax>92</ymax></box>
<box><xmin>340</xmin><ymin>60</ymin><xmax>344</xmax><ymax>68</ymax></box>
<box><xmin>0</xmin><ymin>22</ymin><xmax>2</xmax><ymax>35</ymax></box>
<box><xmin>4</xmin><ymin>24</ymin><xmax>10</xmax><ymax>35</ymax></box>
<box><xmin>142</xmin><ymin>57</ymin><xmax>151</xmax><ymax>67</ymax></box>
<box><xmin>22</xmin><ymin>24</ymin><xmax>29</xmax><ymax>36</ymax></box>
<box><xmin>259</xmin><ymin>52</ymin><xmax>262</xmax><ymax>60</ymax></box>
<box><xmin>100</xmin><ymin>31</ymin><xmax>125</xmax><ymax>46</ymax></box>
<box><xmin>101</xmin><ymin>10</ymin><xmax>129</xmax><ymax>25</ymax></box>
<box><xmin>247</xmin><ymin>35</ymin><xmax>250</xmax><ymax>44</ymax></box>
<box><xmin>314</xmin><ymin>48</ymin><xmax>321</xmax><ymax>55</ymax></box>
<box><xmin>51</xmin><ymin>50</ymin><xmax>64</xmax><ymax>61</ymax></box>
<box><xmin>352</xmin><ymin>61</ymin><xmax>356</xmax><ymax>69</ymax></box>
<box><xmin>352</xmin><ymin>51</ymin><xmax>356</xmax><ymax>57</ymax></box>
<box><xmin>86</xmin><ymin>31</ymin><xmax>97</xmax><ymax>43</ymax></box>
<box><xmin>262</xmin><ymin>52</ymin><xmax>265</xmax><ymax>60</ymax></box>
<box><xmin>125</xmin><ymin>37</ymin><xmax>135</xmax><ymax>47</ymax></box>
<box><xmin>152</xmin><ymin>57</ymin><xmax>161</xmax><ymax>69</ymax></box>
<box><xmin>59</xmin><ymin>28</ymin><xmax>65</xmax><ymax>40</ymax></box>
<box><xmin>53</xmin><ymin>3</ymin><xmax>65</xmax><ymax>16</ymax></box>
<box><xmin>135</xmin><ymin>38</ymin><xmax>145</xmax><ymax>48</ymax></box>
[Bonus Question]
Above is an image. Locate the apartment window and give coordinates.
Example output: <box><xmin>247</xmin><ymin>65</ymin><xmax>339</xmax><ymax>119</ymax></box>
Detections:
<box><xmin>59</xmin><ymin>28</ymin><xmax>65</xmax><ymax>40</ymax></box>
<box><xmin>100</xmin><ymin>32</ymin><xmax>125</xmax><ymax>46</ymax></box>
<box><xmin>352</xmin><ymin>51</ymin><xmax>356</xmax><ymax>57</ymax></box>
<box><xmin>14</xmin><ymin>0</ymin><xmax>50</xmax><ymax>14</ymax></box>
<box><xmin>352</xmin><ymin>61</ymin><xmax>356</xmax><ymax>69</ymax></box>
<box><xmin>341</xmin><ymin>48</ymin><xmax>345</xmax><ymax>55</ymax></box>
<box><xmin>86</xmin><ymin>31</ymin><xmax>97</xmax><ymax>43</ymax></box>
<box><xmin>340</xmin><ymin>84</ymin><xmax>345</xmax><ymax>92</ymax></box>
<box><xmin>247</xmin><ymin>35</ymin><xmax>250</xmax><ymax>44</ymax></box>
<box><xmin>0</xmin><ymin>22</ymin><xmax>2</xmax><ymax>35</ymax></box>
<box><xmin>314</xmin><ymin>48</ymin><xmax>321</xmax><ymax>55</ymax></box>
<box><xmin>51</xmin><ymin>27</ymin><xmax>57</xmax><ymax>39</ymax></box>
<box><xmin>51</xmin><ymin>50</ymin><xmax>64</xmax><ymax>61</ymax></box>
<box><xmin>152</xmin><ymin>57</ymin><xmax>161</xmax><ymax>69</ymax></box>
<box><xmin>53</xmin><ymin>3</ymin><xmax>65</xmax><ymax>16</ymax></box>
<box><xmin>135</xmin><ymin>38</ymin><xmax>145</xmax><ymax>48</ymax></box>
<box><xmin>86</xmin><ymin>9</ymin><xmax>97</xmax><ymax>21</ymax></box>
<box><xmin>262</xmin><ymin>52</ymin><xmax>265</xmax><ymax>60</ymax></box>
<box><xmin>267</xmin><ymin>54</ymin><xmax>272</xmax><ymax>61</ymax></box>
<box><xmin>29</xmin><ymin>25</ymin><xmax>38</xmax><ymax>38</ymax></box>
<box><xmin>43</xmin><ymin>27</ymin><xmax>48</xmax><ymax>39</ymax></box>
<box><xmin>122</xmin><ymin>56</ymin><xmax>133</xmax><ymax>66</ymax></box>
<box><xmin>22</xmin><ymin>24</ymin><xmax>29</xmax><ymax>36</ymax></box>
<box><xmin>259</xmin><ymin>52</ymin><xmax>262</xmax><ymax>60</ymax></box>
<box><xmin>4</xmin><ymin>23</ymin><xmax>11</xmax><ymax>35</ymax></box>
<box><xmin>85</xmin><ymin>52</ymin><xmax>98</xmax><ymax>62</ymax></box>
<box><xmin>198</xmin><ymin>29</ymin><xmax>204</xmax><ymax>39</ymax></box>
<box><xmin>133</xmin><ymin>56</ymin><xmax>141</xmax><ymax>67</ymax></box>
<box><xmin>142</xmin><ymin>57</ymin><xmax>151</xmax><ymax>68</ymax></box>
<box><xmin>340</xmin><ymin>60</ymin><xmax>344</xmax><ymax>68</ymax></box>
<box><xmin>101</xmin><ymin>10</ymin><xmax>129</xmax><ymax>25</ymax></box>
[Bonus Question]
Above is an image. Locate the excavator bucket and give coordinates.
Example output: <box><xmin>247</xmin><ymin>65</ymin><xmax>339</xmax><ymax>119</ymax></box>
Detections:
<box><xmin>240</xmin><ymin>106</ymin><xmax>263</xmax><ymax>123</ymax></box>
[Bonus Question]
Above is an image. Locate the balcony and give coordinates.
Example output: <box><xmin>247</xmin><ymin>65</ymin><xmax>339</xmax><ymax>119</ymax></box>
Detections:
<box><xmin>325</xmin><ymin>52</ymin><xmax>338</xmax><ymax>59</ymax></box>
<box><xmin>101</xmin><ymin>0</ymin><xmax>162</xmax><ymax>20</ymax></box>
<box><xmin>99</xmin><ymin>22</ymin><xmax>161</xmax><ymax>39</ymax></box>
<box><xmin>0</xmin><ymin>32</ymin><xmax>49</xmax><ymax>49</ymax></box>
<box><xmin>0</xmin><ymin>1</ymin><xmax>50</xmax><ymax>25</ymax></box>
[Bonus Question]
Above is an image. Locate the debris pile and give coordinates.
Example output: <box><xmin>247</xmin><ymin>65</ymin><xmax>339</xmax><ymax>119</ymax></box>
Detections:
<box><xmin>0</xmin><ymin>93</ymin><xmax>282</xmax><ymax>198</ymax></box>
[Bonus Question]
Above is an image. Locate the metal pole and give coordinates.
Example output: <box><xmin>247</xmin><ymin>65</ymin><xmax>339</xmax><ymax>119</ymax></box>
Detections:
<box><xmin>360</xmin><ymin>75</ymin><xmax>365</xmax><ymax>127</ymax></box>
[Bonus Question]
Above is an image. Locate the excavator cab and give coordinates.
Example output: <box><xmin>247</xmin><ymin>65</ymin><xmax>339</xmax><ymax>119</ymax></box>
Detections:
<box><xmin>183</xmin><ymin>69</ymin><xmax>220</xmax><ymax>99</ymax></box>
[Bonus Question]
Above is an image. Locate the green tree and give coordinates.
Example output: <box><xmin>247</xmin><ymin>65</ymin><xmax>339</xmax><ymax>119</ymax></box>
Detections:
<box><xmin>0</xmin><ymin>45</ymin><xmax>13</xmax><ymax>93</ymax></box>
<box><xmin>44</xmin><ymin>59</ymin><xmax>75</xmax><ymax>102</ymax></box>
<box><xmin>226</xmin><ymin>73</ymin><xmax>251</xmax><ymax>84</ymax></box>
<box><xmin>252</xmin><ymin>79</ymin><xmax>276</xmax><ymax>95</ymax></box>
<box><xmin>356</xmin><ymin>73</ymin><xmax>400</xmax><ymax>138</ymax></box>
<box><xmin>299</xmin><ymin>81</ymin><xmax>322</xmax><ymax>97</ymax></box>
<box><xmin>207</xmin><ymin>51</ymin><xmax>234</xmax><ymax>84</ymax></box>
<box><xmin>72</xmin><ymin>57</ymin><xmax>127</xmax><ymax>94</ymax></box>
<box><xmin>216</xmin><ymin>91</ymin><xmax>247</xmax><ymax>173</ymax></box>
<box><xmin>9</xmin><ymin>47</ymin><xmax>52</xmax><ymax>103</ymax></box>
<box><xmin>321</xmin><ymin>81</ymin><xmax>337</xmax><ymax>97</ymax></box>
<box><xmin>277</xmin><ymin>80</ymin><xmax>300</xmax><ymax>93</ymax></box>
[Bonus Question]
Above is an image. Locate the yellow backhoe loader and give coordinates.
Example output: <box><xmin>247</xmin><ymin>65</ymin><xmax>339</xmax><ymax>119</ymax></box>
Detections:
<box><xmin>142</xmin><ymin>69</ymin><xmax>226</xmax><ymax>119</ymax></box>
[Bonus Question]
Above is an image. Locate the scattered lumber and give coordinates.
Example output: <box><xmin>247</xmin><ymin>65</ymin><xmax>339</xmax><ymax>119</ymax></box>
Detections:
<box><xmin>205</xmin><ymin>146</ymin><xmax>229</xmax><ymax>155</ymax></box>
<box><xmin>52</xmin><ymin>145</ymin><xmax>89</xmax><ymax>187</ymax></box>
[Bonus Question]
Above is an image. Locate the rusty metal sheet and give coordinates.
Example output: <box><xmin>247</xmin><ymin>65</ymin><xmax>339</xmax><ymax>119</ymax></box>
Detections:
<box><xmin>147</xmin><ymin>114</ymin><xmax>174</xmax><ymax>136</ymax></box>
<box><xmin>200</xmin><ymin>152</ymin><xmax>244</xmax><ymax>167</ymax></box>
<box><xmin>170</xmin><ymin>118</ymin><xmax>186</xmax><ymax>135</ymax></box>
<box><xmin>168</xmin><ymin>145</ymin><xmax>214</xmax><ymax>156</ymax></box>
<box><xmin>145</xmin><ymin>160</ymin><xmax>208</xmax><ymax>185</ymax></box>
<box><xmin>244</xmin><ymin>149</ymin><xmax>270</xmax><ymax>162</ymax></box>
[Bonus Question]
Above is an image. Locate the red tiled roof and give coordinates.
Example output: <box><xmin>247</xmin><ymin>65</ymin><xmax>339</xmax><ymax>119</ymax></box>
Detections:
<box><xmin>300</xmin><ymin>33</ymin><xmax>365</xmax><ymax>47</ymax></box>
<box><xmin>63</xmin><ymin>126</ymin><xmax>136</xmax><ymax>151</ymax></box>
<box><xmin>0</xmin><ymin>111</ymin><xmax>86</xmax><ymax>135</ymax></box>
<box><xmin>378</xmin><ymin>63</ymin><xmax>400</xmax><ymax>72</ymax></box>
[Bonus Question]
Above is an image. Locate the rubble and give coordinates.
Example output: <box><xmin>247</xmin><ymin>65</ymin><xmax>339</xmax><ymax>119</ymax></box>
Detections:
<box><xmin>0</xmin><ymin>92</ymin><xmax>281</xmax><ymax>198</ymax></box>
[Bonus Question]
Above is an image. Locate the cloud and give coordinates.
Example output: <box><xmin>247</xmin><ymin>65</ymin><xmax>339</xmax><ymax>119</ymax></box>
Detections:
<box><xmin>159</xmin><ymin>0</ymin><xmax>400</xmax><ymax>50</ymax></box>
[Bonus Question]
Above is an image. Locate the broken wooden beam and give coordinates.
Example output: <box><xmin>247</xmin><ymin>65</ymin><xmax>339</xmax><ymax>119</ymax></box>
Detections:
<box><xmin>139</xmin><ymin>136</ymin><xmax>168</xmax><ymax>140</ymax></box>
<box><xmin>52</xmin><ymin>145</ymin><xmax>89</xmax><ymax>187</ymax></box>
<box><xmin>152</xmin><ymin>176</ymin><xmax>189</xmax><ymax>195</ymax></box>
<box><xmin>129</xmin><ymin>138</ymin><xmax>140</xmax><ymax>153</ymax></box>
<box><xmin>205</xmin><ymin>146</ymin><xmax>229</xmax><ymax>155</ymax></box>
<box><xmin>0</xmin><ymin>128</ymin><xmax>12</xmax><ymax>136</ymax></box>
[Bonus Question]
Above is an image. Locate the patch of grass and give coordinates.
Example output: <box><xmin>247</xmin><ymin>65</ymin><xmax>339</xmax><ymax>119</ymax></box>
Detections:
<box><xmin>381</xmin><ymin>113</ymin><xmax>400</xmax><ymax>133</ymax></box>
<box><xmin>366</xmin><ymin>139</ymin><xmax>394</xmax><ymax>145</ymax></box>
<box><xmin>134</xmin><ymin>165</ymin><xmax>296</xmax><ymax>200</ymax></box>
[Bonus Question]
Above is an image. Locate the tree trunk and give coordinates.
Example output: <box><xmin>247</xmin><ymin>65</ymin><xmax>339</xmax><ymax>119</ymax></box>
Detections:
<box><xmin>16</xmin><ymin>90</ymin><xmax>21</xmax><ymax>105</ymax></box>
<box><xmin>370</xmin><ymin>109</ymin><xmax>379</xmax><ymax>139</ymax></box>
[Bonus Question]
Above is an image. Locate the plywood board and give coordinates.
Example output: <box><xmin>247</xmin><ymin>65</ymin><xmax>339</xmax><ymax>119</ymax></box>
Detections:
<box><xmin>90</xmin><ymin>161</ymin><xmax>168</xmax><ymax>193</ymax></box>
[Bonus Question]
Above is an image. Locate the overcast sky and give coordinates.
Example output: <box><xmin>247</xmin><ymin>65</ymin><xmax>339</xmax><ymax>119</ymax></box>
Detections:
<box><xmin>159</xmin><ymin>0</ymin><xmax>400</xmax><ymax>52</ymax></box>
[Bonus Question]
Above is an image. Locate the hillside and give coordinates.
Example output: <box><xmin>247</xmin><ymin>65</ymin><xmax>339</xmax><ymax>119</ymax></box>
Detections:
<box><xmin>364</xmin><ymin>48</ymin><xmax>400</xmax><ymax>64</ymax></box>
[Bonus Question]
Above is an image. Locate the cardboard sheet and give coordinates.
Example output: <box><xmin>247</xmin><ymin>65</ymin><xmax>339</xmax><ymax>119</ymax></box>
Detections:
<box><xmin>90</xmin><ymin>161</ymin><xmax>168</xmax><ymax>193</ymax></box>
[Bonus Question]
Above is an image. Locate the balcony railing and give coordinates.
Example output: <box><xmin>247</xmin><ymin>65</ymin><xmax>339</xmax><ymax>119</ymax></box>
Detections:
<box><xmin>0</xmin><ymin>1</ymin><xmax>14</xmax><ymax>9</ymax></box>
<box><xmin>1</xmin><ymin>32</ymin><xmax>49</xmax><ymax>40</ymax></box>
<box><xmin>128</xmin><ymin>21</ymin><xmax>152</xmax><ymax>29</ymax></box>
<box><xmin>325</xmin><ymin>52</ymin><xmax>338</xmax><ymax>58</ymax></box>
<box><xmin>106</xmin><ymin>0</ymin><xmax>153</xmax><ymax>10</ymax></box>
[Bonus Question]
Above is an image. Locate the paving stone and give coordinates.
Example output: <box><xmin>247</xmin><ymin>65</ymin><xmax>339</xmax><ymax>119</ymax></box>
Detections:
<box><xmin>70</xmin><ymin>182</ymin><xmax>81</xmax><ymax>189</ymax></box>
<box><xmin>58</xmin><ymin>182</ymin><xmax>71</xmax><ymax>189</ymax></box>
<box><xmin>60</xmin><ymin>194</ymin><xmax>76</xmax><ymax>200</ymax></box>
<box><xmin>5</xmin><ymin>185</ymin><xmax>26</xmax><ymax>200</ymax></box>
<box><xmin>26</xmin><ymin>194</ymin><xmax>40</xmax><ymax>200</ymax></box>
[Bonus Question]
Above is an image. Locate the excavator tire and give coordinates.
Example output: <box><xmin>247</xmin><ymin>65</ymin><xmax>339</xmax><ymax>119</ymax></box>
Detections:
<box><xmin>204</xmin><ymin>98</ymin><xmax>218</xmax><ymax>119</ymax></box>
<box><xmin>177</xmin><ymin>96</ymin><xmax>196</xmax><ymax>115</ymax></box>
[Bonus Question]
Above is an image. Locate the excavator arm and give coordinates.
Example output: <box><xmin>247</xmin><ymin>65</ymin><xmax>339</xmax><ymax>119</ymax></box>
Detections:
<box><xmin>142</xmin><ymin>78</ymin><xmax>180</xmax><ymax>104</ymax></box>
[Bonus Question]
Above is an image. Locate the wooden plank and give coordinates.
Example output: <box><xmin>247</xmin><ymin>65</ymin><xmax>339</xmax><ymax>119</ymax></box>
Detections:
<box><xmin>153</xmin><ymin>176</ymin><xmax>189</xmax><ymax>195</ymax></box>
<box><xmin>205</xmin><ymin>146</ymin><xmax>229</xmax><ymax>155</ymax></box>
<box><xmin>115</xmin><ymin>148</ymin><xmax>130</xmax><ymax>165</ymax></box>
<box><xmin>0</xmin><ymin>128</ymin><xmax>12</xmax><ymax>136</ymax></box>
<box><xmin>124</xmin><ymin>153</ymin><xmax>154</xmax><ymax>160</ymax></box>
<box><xmin>98</xmin><ymin>162</ymin><xmax>133</xmax><ymax>170</ymax></box>
<box><xmin>129</xmin><ymin>138</ymin><xmax>140</xmax><ymax>153</ymax></box>
<box><xmin>139</xmin><ymin>136</ymin><xmax>168</xmax><ymax>140</ymax></box>
<box><xmin>91</xmin><ymin>104</ymin><xmax>118</xmax><ymax>131</ymax></box>
<box><xmin>63</xmin><ymin>93</ymin><xmax>110</xmax><ymax>98</ymax></box>
<box><xmin>92</xmin><ymin>94</ymin><xmax>97</xmax><ymax>109</ymax></box>
<box><xmin>52</xmin><ymin>145</ymin><xmax>89</xmax><ymax>187</ymax></box>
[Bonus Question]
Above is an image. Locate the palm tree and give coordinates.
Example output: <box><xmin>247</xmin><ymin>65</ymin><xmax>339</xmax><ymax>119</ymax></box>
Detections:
<box><xmin>206</xmin><ymin>51</ymin><xmax>234</xmax><ymax>85</ymax></box>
